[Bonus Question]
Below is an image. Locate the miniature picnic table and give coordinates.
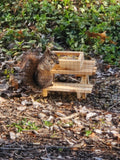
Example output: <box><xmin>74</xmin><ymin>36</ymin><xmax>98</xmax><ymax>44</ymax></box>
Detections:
<box><xmin>42</xmin><ymin>51</ymin><xmax>97</xmax><ymax>99</ymax></box>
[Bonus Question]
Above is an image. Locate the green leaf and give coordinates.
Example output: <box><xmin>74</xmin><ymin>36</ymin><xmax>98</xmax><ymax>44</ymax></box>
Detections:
<box><xmin>85</xmin><ymin>130</ymin><xmax>92</xmax><ymax>137</ymax></box>
<box><xmin>44</xmin><ymin>121</ymin><xmax>53</xmax><ymax>127</ymax></box>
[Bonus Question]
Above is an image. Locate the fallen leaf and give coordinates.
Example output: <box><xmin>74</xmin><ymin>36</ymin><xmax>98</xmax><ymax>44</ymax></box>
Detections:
<box><xmin>89</xmin><ymin>132</ymin><xmax>99</xmax><ymax>141</ymax></box>
<box><xmin>86</xmin><ymin>112</ymin><xmax>97</xmax><ymax>120</ymax></box>
<box><xmin>0</xmin><ymin>97</ymin><xmax>7</xmax><ymax>103</ymax></box>
<box><xmin>86</xmin><ymin>31</ymin><xmax>117</xmax><ymax>44</ymax></box>
<box><xmin>17</xmin><ymin>106</ymin><xmax>26</xmax><ymax>111</ymax></box>
<box><xmin>9</xmin><ymin>132</ymin><xmax>16</xmax><ymax>140</ymax></box>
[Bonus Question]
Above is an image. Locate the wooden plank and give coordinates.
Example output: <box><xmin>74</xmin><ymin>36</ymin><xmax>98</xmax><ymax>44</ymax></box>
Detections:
<box><xmin>59</xmin><ymin>59</ymin><xmax>82</xmax><ymax>71</ymax></box>
<box><xmin>93</xmin><ymin>68</ymin><xmax>97</xmax><ymax>74</ymax></box>
<box><xmin>52</xmin><ymin>82</ymin><xmax>92</xmax><ymax>87</ymax></box>
<box><xmin>53</xmin><ymin>51</ymin><xmax>84</xmax><ymax>56</ymax></box>
<box><xmin>81</xmin><ymin>61</ymin><xmax>96</xmax><ymax>68</ymax></box>
<box><xmin>53</xmin><ymin>64</ymin><xmax>97</xmax><ymax>71</ymax></box>
<box><xmin>78</xmin><ymin>52</ymin><xmax>84</xmax><ymax>60</ymax></box>
<box><xmin>59</xmin><ymin>59</ymin><xmax>80</xmax><ymax>63</ymax></box>
<box><xmin>77</xmin><ymin>92</ymin><xmax>87</xmax><ymax>99</ymax></box>
<box><xmin>83</xmin><ymin>60</ymin><xmax>96</xmax><ymax>65</ymax></box>
<box><xmin>81</xmin><ymin>64</ymin><xmax>96</xmax><ymax>69</ymax></box>
<box><xmin>43</xmin><ymin>82</ymin><xmax>93</xmax><ymax>93</ymax></box>
<box><xmin>51</xmin><ymin>68</ymin><xmax>96</xmax><ymax>75</ymax></box>
<box><xmin>80</xmin><ymin>75</ymin><xmax>89</xmax><ymax>84</ymax></box>
<box><xmin>57</xmin><ymin>52</ymin><xmax>84</xmax><ymax>71</ymax></box>
<box><xmin>52</xmin><ymin>60</ymin><xmax>96</xmax><ymax>75</ymax></box>
<box><xmin>42</xmin><ymin>89</ymin><xmax>48</xmax><ymax>97</ymax></box>
<box><xmin>78</xmin><ymin>52</ymin><xmax>84</xmax><ymax>69</ymax></box>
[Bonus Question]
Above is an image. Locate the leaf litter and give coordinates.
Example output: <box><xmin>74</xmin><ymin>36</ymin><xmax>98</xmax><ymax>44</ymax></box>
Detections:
<box><xmin>0</xmin><ymin>54</ymin><xmax>120</xmax><ymax>159</ymax></box>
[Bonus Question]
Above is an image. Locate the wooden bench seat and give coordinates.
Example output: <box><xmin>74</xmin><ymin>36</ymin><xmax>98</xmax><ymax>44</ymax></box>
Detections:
<box><xmin>42</xmin><ymin>82</ymin><xmax>93</xmax><ymax>98</ymax></box>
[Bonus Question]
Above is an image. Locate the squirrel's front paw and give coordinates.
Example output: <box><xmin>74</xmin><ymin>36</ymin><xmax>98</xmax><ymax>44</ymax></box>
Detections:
<box><xmin>50</xmin><ymin>82</ymin><xmax>53</xmax><ymax>86</ymax></box>
<box><xmin>48</xmin><ymin>82</ymin><xmax>53</xmax><ymax>87</ymax></box>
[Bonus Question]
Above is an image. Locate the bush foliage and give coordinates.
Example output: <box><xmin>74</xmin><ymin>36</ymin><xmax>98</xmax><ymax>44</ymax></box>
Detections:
<box><xmin>0</xmin><ymin>0</ymin><xmax>120</xmax><ymax>65</ymax></box>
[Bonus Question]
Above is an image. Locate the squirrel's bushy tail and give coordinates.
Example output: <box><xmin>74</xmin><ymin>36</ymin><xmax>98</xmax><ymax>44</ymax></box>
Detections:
<box><xmin>20</xmin><ymin>52</ymin><xmax>41</xmax><ymax>92</ymax></box>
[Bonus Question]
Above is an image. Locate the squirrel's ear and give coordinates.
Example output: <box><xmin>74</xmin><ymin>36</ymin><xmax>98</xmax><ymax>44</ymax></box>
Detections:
<box><xmin>44</xmin><ymin>47</ymin><xmax>50</xmax><ymax>55</ymax></box>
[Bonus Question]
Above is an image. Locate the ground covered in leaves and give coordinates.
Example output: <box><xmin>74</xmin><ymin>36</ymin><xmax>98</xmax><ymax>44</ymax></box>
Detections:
<box><xmin>0</xmin><ymin>53</ymin><xmax>120</xmax><ymax>159</ymax></box>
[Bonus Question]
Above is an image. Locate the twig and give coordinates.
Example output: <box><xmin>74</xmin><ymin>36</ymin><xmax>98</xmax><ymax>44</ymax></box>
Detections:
<box><xmin>59</xmin><ymin>113</ymin><xmax>80</xmax><ymax>120</ymax></box>
<box><xmin>108</xmin><ymin>101</ymin><xmax>120</xmax><ymax>111</ymax></box>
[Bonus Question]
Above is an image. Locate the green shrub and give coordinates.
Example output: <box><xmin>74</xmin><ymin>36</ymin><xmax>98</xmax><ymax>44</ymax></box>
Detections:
<box><xmin>0</xmin><ymin>0</ymin><xmax>120</xmax><ymax>65</ymax></box>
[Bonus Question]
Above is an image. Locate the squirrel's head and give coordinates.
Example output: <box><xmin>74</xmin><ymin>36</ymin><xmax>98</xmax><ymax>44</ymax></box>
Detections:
<box><xmin>44</xmin><ymin>47</ymin><xmax>59</xmax><ymax>64</ymax></box>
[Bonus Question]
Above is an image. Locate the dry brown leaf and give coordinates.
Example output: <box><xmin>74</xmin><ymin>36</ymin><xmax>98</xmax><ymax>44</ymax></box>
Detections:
<box><xmin>72</xmin><ymin>140</ymin><xmax>87</xmax><ymax>149</ymax></box>
<box><xmin>0</xmin><ymin>97</ymin><xmax>7</xmax><ymax>103</ymax></box>
<box><xmin>86</xmin><ymin>31</ymin><xmax>117</xmax><ymax>45</ymax></box>
<box><xmin>89</xmin><ymin>132</ymin><xmax>99</xmax><ymax>141</ymax></box>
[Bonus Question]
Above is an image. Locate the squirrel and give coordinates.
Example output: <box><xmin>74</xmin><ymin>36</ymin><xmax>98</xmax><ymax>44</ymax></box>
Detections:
<box><xmin>20</xmin><ymin>48</ymin><xmax>59</xmax><ymax>92</ymax></box>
